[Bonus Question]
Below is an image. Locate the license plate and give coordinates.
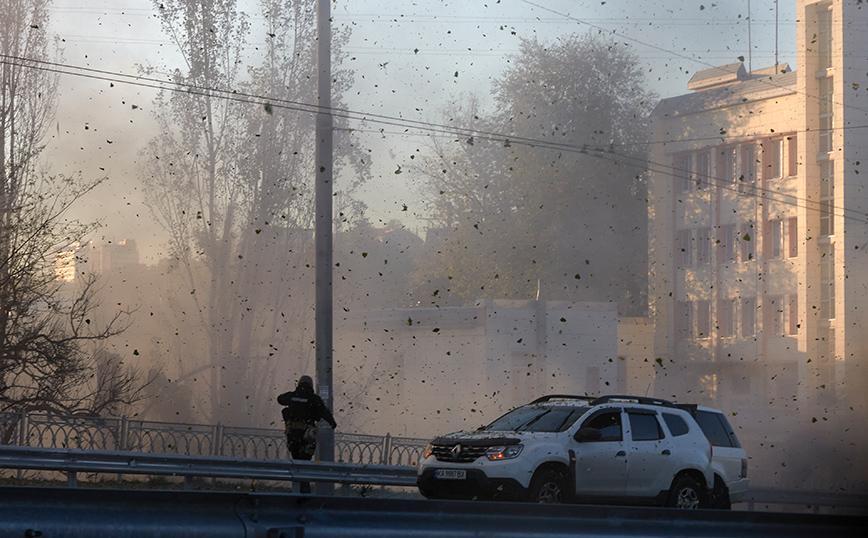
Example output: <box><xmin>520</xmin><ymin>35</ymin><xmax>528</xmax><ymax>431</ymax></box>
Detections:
<box><xmin>434</xmin><ymin>469</ymin><xmax>467</xmax><ymax>480</ymax></box>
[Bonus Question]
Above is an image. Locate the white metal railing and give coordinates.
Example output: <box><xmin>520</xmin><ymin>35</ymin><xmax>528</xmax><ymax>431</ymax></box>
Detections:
<box><xmin>0</xmin><ymin>445</ymin><xmax>418</xmax><ymax>490</ymax></box>
<box><xmin>0</xmin><ymin>410</ymin><xmax>428</xmax><ymax>466</ymax></box>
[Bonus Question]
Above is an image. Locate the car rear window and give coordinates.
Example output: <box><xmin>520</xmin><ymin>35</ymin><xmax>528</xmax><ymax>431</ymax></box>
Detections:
<box><xmin>694</xmin><ymin>410</ymin><xmax>741</xmax><ymax>448</ymax></box>
<box><xmin>662</xmin><ymin>413</ymin><xmax>690</xmax><ymax>437</ymax></box>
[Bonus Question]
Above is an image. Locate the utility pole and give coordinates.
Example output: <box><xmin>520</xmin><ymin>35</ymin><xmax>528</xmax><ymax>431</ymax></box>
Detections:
<box><xmin>315</xmin><ymin>0</ymin><xmax>335</xmax><ymax>488</ymax></box>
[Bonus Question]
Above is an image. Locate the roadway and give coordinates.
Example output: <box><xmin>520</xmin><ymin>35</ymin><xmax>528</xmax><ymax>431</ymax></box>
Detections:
<box><xmin>1</xmin><ymin>486</ymin><xmax>866</xmax><ymax>537</ymax></box>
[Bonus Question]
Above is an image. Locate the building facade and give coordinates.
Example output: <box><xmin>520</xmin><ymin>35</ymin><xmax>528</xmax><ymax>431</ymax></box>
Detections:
<box><xmin>647</xmin><ymin>0</ymin><xmax>868</xmax><ymax>435</ymax></box>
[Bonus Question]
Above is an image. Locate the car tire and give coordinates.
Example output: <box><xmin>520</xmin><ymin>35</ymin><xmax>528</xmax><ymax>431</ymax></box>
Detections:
<box><xmin>710</xmin><ymin>479</ymin><xmax>732</xmax><ymax>510</ymax></box>
<box><xmin>528</xmin><ymin>468</ymin><xmax>567</xmax><ymax>504</ymax></box>
<box><xmin>666</xmin><ymin>475</ymin><xmax>706</xmax><ymax>509</ymax></box>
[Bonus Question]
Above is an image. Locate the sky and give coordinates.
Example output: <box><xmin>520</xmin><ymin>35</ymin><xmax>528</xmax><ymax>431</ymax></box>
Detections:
<box><xmin>43</xmin><ymin>0</ymin><xmax>797</xmax><ymax>263</ymax></box>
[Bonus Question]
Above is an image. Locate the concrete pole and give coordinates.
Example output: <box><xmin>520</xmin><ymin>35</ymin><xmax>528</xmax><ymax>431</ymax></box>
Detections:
<box><xmin>315</xmin><ymin>0</ymin><xmax>335</xmax><ymax>481</ymax></box>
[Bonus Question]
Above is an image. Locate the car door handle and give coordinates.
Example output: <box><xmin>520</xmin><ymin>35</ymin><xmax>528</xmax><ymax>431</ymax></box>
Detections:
<box><xmin>661</xmin><ymin>450</ymin><xmax>671</xmax><ymax>455</ymax></box>
<box><xmin>616</xmin><ymin>451</ymin><xmax>626</xmax><ymax>457</ymax></box>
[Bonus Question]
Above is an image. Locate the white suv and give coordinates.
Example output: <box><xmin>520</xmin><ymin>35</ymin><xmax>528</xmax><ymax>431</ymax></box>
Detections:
<box><xmin>417</xmin><ymin>395</ymin><xmax>714</xmax><ymax>508</ymax></box>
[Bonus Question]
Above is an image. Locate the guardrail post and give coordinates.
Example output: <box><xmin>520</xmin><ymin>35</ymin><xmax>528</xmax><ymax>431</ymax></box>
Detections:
<box><xmin>117</xmin><ymin>415</ymin><xmax>128</xmax><ymax>484</ymax></box>
<box><xmin>17</xmin><ymin>409</ymin><xmax>27</xmax><ymax>480</ymax></box>
<box><xmin>381</xmin><ymin>433</ymin><xmax>392</xmax><ymax>465</ymax></box>
<box><xmin>211</xmin><ymin>423</ymin><xmax>223</xmax><ymax>489</ymax></box>
<box><xmin>67</xmin><ymin>471</ymin><xmax>77</xmax><ymax>488</ymax></box>
<box><xmin>18</xmin><ymin>409</ymin><xmax>27</xmax><ymax>447</ymax></box>
<box><xmin>119</xmin><ymin>415</ymin><xmax>128</xmax><ymax>451</ymax></box>
<box><xmin>212</xmin><ymin>423</ymin><xmax>223</xmax><ymax>457</ymax></box>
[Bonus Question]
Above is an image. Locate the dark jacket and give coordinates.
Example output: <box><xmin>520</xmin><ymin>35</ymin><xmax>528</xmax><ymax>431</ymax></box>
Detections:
<box><xmin>278</xmin><ymin>382</ymin><xmax>336</xmax><ymax>429</ymax></box>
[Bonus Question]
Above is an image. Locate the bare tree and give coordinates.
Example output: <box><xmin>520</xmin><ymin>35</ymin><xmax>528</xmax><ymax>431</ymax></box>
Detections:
<box><xmin>1</xmin><ymin>0</ymin><xmax>149</xmax><ymax>418</ymax></box>
<box><xmin>141</xmin><ymin>0</ymin><xmax>367</xmax><ymax>425</ymax></box>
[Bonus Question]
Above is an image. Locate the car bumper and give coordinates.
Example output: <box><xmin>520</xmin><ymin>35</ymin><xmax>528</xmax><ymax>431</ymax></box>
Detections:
<box><xmin>417</xmin><ymin>468</ymin><xmax>527</xmax><ymax>501</ymax></box>
<box><xmin>728</xmin><ymin>478</ymin><xmax>750</xmax><ymax>504</ymax></box>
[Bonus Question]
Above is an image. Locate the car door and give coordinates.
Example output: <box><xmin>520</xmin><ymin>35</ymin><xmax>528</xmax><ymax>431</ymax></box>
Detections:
<box><xmin>573</xmin><ymin>409</ymin><xmax>628</xmax><ymax>497</ymax></box>
<box><xmin>623</xmin><ymin>408</ymin><xmax>676</xmax><ymax>498</ymax></box>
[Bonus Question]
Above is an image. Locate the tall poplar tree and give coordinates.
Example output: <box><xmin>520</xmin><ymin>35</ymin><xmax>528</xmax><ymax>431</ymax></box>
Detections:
<box><xmin>141</xmin><ymin>0</ymin><xmax>366</xmax><ymax>424</ymax></box>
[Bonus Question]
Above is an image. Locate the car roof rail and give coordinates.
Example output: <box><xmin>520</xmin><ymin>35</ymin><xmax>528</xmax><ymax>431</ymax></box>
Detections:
<box><xmin>529</xmin><ymin>394</ymin><xmax>596</xmax><ymax>404</ymax></box>
<box><xmin>592</xmin><ymin>394</ymin><xmax>677</xmax><ymax>408</ymax></box>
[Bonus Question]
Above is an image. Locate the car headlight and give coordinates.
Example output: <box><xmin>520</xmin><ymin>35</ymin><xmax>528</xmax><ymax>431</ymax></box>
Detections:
<box><xmin>486</xmin><ymin>444</ymin><xmax>523</xmax><ymax>461</ymax></box>
<box><xmin>423</xmin><ymin>443</ymin><xmax>434</xmax><ymax>459</ymax></box>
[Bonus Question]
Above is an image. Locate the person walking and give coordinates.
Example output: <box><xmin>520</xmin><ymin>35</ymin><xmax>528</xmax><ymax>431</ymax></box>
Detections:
<box><xmin>277</xmin><ymin>375</ymin><xmax>337</xmax><ymax>493</ymax></box>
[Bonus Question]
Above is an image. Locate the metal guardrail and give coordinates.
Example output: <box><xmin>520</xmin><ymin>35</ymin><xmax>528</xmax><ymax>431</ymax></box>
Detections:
<box><xmin>2</xmin><ymin>413</ymin><xmax>867</xmax><ymax>515</ymax></box>
<box><xmin>2</xmin><ymin>444</ymin><xmax>868</xmax><ymax>517</ymax></box>
<box><xmin>0</xmin><ymin>445</ymin><xmax>417</xmax><ymax>489</ymax></box>
<box><xmin>0</xmin><ymin>486</ymin><xmax>865</xmax><ymax>538</ymax></box>
<box><xmin>0</xmin><ymin>410</ymin><xmax>428</xmax><ymax>466</ymax></box>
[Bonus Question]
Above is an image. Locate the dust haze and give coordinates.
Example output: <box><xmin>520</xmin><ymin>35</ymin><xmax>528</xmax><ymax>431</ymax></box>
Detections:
<box><xmin>22</xmin><ymin>0</ymin><xmax>868</xmax><ymax>495</ymax></box>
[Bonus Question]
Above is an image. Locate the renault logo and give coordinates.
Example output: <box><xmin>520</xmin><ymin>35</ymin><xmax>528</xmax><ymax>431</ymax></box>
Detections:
<box><xmin>450</xmin><ymin>444</ymin><xmax>462</xmax><ymax>461</ymax></box>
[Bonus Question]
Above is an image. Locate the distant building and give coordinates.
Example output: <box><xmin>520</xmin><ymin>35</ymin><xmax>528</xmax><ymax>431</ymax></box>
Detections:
<box><xmin>55</xmin><ymin>239</ymin><xmax>140</xmax><ymax>281</ymax></box>
<box><xmin>55</xmin><ymin>242</ymin><xmax>80</xmax><ymax>282</ymax></box>
<box><xmin>85</xmin><ymin>239</ymin><xmax>140</xmax><ymax>274</ymax></box>
<box><xmin>647</xmin><ymin>0</ymin><xmax>868</xmax><ymax>415</ymax></box>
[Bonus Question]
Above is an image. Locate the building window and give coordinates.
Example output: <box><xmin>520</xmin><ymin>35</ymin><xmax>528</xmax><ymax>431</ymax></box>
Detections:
<box><xmin>819</xmin><ymin>77</ymin><xmax>834</xmax><ymax>154</ymax></box>
<box><xmin>787</xmin><ymin>295</ymin><xmax>799</xmax><ymax>336</ymax></box>
<box><xmin>820</xmin><ymin>244</ymin><xmax>835</xmax><ymax>320</ymax></box>
<box><xmin>817</xmin><ymin>5</ymin><xmax>833</xmax><ymax>71</ymax></box>
<box><xmin>717</xmin><ymin>147</ymin><xmax>737</xmax><ymax>186</ymax></box>
<box><xmin>695</xmin><ymin>301</ymin><xmax>711</xmax><ymax>339</ymax></box>
<box><xmin>739</xmin><ymin>223</ymin><xmax>755</xmax><ymax>262</ymax></box>
<box><xmin>767</xmin><ymin>219</ymin><xmax>783</xmax><ymax>259</ymax></box>
<box><xmin>718</xmin><ymin>224</ymin><xmax>736</xmax><ymax>263</ymax></box>
<box><xmin>788</xmin><ymin>217</ymin><xmax>798</xmax><ymax>258</ymax></box>
<box><xmin>718</xmin><ymin>299</ymin><xmax>735</xmax><ymax>338</ymax></box>
<box><xmin>741</xmin><ymin>298</ymin><xmax>756</xmax><ymax>338</ymax></box>
<box><xmin>787</xmin><ymin>136</ymin><xmax>798</xmax><ymax>177</ymax></box>
<box><xmin>696</xmin><ymin>227</ymin><xmax>711</xmax><ymax>266</ymax></box>
<box><xmin>676</xmin><ymin>229</ymin><xmax>692</xmax><ymax>267</ymax></box>
<box><xmin>820</xmin><ymin>161</ymin><xmax>834</xmax><ymax>236</ymax></box>
<box><xmin>676</xmin><ymin>301</ymin><xmax>692</xmax><ymax>340</ymax></box>
<box><xmin>764</xmin><ymin>139</ymin><xmax>782</xmax><ymax>180</ymax></box>
<box><xmin>676</xmin><ymin>154</ymin><xmax>692</xmax><ymax>193</ymax></box>
<box><xmin>767</xmin><ymin>295</ymin><xmax>784</xmax><ymax>336</ymax></box>
<box><xmin>693</xmin><ymin>152</ymin><xmax>710</xmax><ymax>190</ymax></box>
<box><xmin>739</xmin><ymin>144</ymin><xmax>756</xmax><ymax>193</ymax></box>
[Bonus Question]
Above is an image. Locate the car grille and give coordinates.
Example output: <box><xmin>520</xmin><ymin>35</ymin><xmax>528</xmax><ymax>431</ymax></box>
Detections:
<box><xmin>432</xmin><ymin>443</ymin><xmax>487</xmax><ymax>463</ymax></box>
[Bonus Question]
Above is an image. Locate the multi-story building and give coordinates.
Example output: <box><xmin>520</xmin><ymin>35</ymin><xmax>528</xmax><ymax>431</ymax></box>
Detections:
<box><xmin>647</xmin><ymin>0</ymin><xmax>868</xmax><ymax>428</ymax></box>
<box><xmin>55</xmin><ymin>239</ymin><xmax>141</xmax><ymax>281</ymax></box>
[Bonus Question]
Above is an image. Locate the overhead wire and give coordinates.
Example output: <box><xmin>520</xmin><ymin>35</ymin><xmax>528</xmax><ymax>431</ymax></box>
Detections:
<box><xmin>519</xmin><ymin>0</ymin><xmax>868</xmax><ymax>116</ymax></box>
<box><xmin>1</xmin><ymin>52</ymin><xmax>864</xmax><ymax>224</ymax></box>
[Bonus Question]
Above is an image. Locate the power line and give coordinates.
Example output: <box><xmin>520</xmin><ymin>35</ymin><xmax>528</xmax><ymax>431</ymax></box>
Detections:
<box><xmin>2</xmin><ymin>53</ymin><xmax>864</xmax><ymax>223</ymax></box>
<box><xmin>349</xmin><ymin>126</ymin><xmax>867</xmax><ymax>225</ymax></box>
<box><xmin>519</xmin><ymin>0</ymin><xmax>868</xmax><ymax>117</ymax></box>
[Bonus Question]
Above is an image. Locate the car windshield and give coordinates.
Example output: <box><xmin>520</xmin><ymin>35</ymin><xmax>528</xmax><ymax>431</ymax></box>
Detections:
<box><xmin>480</xmin><ymin>405</ymin><xmax>589</xmax><ymax>433</ymax></box>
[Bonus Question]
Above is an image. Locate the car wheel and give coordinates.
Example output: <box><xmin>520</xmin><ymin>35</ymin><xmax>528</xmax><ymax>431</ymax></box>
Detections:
<box><xmin>528</xmin><ymin>469</ymin><xmax>567</xmax><ymax>504</ymax></box>
<box><xmin>667</xmin><ymin>475</ymin><xmax>705</xmax><ymax>509</ymax></box>
<box><xmin>710</xmin><ymin>479</ymin><xmax>731</xmax><ymax>510</ymax></box>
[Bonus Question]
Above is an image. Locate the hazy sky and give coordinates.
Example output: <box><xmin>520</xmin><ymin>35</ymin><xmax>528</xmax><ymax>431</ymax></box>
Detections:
<box><xmin>44</xmin><ymin>0</ymin><xmax>796</xmax><ymax>263</ymax></box>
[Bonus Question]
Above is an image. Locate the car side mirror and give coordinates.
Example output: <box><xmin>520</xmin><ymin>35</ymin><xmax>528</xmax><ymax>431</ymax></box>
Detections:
<box><xmin>575</xmin><ymin>427</ymin><xmax>602</xmax><ymax>442</ymax></box>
